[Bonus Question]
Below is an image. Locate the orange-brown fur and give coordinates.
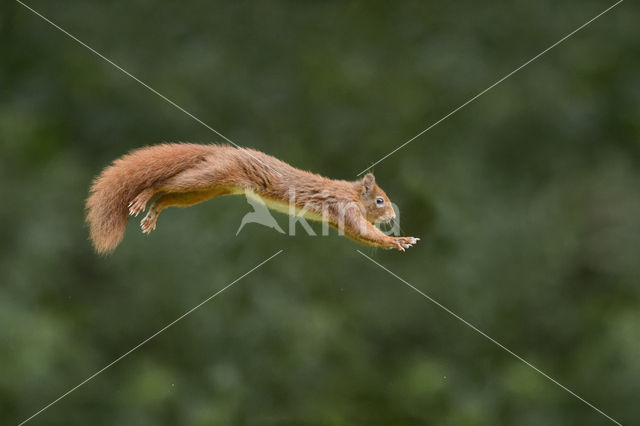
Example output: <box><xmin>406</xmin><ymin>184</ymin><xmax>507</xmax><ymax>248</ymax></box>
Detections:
<box><xmin>86</xmin><ymin>143</ymin><xmax>419</xmax><ymax>254</ymax></box>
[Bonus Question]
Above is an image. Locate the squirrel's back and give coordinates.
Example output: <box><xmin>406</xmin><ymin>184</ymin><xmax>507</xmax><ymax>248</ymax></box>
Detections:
<box><xmin>86</xmin><ymin>143</ymin><xmax>213</xmax><ymax>254</ymax></box>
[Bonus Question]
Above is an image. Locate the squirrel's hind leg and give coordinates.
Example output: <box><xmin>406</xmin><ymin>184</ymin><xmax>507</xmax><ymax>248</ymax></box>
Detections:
<box><xmin>140</xmin><ymin>189</ymin><xmax>229</xmax><ymax>234</ymax></box>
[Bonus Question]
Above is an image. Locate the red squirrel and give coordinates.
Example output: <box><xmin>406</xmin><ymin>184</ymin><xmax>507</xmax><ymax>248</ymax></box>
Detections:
<box><xmin>86</xmin><ymin>143</ymin><xmax>419</xmax><ymax>254</ymax></box>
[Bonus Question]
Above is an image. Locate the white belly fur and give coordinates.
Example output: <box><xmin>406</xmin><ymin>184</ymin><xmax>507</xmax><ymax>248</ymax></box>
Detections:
<box><xmin>242</xmin><ymin>188</ymin><xmax>326</xmax><ymax>222</ymax></box>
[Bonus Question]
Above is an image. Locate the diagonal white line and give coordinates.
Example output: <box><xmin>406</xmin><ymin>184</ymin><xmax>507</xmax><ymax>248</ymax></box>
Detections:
<box><xmin>356</xmin><ymin>250</ymin><xmax>622</xmax><ymax>425</ymax></box>
<box><xmin>356</xmin><ymin>0</ymin><xmax>624</xmax><ymax>176</ymax></box>
<box><xmin>16</xmin><ymin>0</ymin><xmax>282</xmax><ymax>176</ymax></box>
<box><xmin>17</xmin><ymin>249</ymin><xmax>284</xmax><ymax>426</ymax></box>
<box><xmin>16</xmin><ymin>0</ymin><xmax>234</xmax><ymax>145</ymax></box>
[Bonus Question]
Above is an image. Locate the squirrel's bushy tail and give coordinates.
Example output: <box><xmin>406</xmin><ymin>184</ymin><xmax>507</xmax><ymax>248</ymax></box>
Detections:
<box><xmin>86</xmin><ymin>143</ymin><xmax>211</xmax><ymax>254</ymax></box>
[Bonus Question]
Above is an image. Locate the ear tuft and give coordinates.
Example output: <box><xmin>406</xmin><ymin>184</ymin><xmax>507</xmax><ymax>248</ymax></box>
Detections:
<box><xmin>362</xmin><ymin>173</ymin><xmax>375</xmax><ymax>195</ymax></box>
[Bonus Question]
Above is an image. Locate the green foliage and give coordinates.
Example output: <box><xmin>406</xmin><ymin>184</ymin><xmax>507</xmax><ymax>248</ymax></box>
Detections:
<box><xmin>1</xmin><ymin>0</ymin><xmax>639</xmax><ymax>424</ymax></box>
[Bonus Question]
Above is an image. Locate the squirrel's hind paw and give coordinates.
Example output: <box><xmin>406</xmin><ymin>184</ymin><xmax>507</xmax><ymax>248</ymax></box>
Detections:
<box><xmin>128</xmin><ymin>199</ymin><xmax>146</xmax><ymax>217</ymax></box>
<box><xmin>140</xmin><ymin>212</ymin><xmax>158</xmax><ymax>234</ymax></box>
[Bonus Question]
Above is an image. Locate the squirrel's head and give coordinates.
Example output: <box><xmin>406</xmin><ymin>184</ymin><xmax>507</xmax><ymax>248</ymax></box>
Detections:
<box><xmin>357</xmin><ymin>173</ymin><xmax>396</xmax><ymax>224</ymax></box>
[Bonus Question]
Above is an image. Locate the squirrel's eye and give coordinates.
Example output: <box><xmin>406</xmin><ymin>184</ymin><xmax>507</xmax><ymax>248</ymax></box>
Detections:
<box><xmin>376</xmin><ymin>197</ymin><xmax>384</xmax><ymax>206</ymax></box>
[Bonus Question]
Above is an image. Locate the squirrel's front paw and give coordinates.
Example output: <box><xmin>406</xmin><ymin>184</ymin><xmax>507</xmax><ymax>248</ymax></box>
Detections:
<box><xmin>390</xmin><ymin>236</ymin><xmax>419</xmax><ymax>251</ymax></box>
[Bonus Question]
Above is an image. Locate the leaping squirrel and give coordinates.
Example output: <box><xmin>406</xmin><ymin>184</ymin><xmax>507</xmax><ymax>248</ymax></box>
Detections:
<box><xmin>86</xmin><ymin>143</ymin><xmax>419</xmax><ymax>254</ymax></box>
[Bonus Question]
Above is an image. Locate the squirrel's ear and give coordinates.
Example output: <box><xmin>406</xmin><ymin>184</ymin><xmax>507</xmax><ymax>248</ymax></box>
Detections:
<box><xmin>362</xmin><ymin>173</ymin><xmax>375</xmax><ymax>195</ymax></box>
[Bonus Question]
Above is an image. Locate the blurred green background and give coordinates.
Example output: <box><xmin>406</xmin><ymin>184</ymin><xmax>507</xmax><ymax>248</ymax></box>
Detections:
<box><xmin>1</xmin><ymin>1</ymin><xmax>639</xmax><ymax>424</ymax></box>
